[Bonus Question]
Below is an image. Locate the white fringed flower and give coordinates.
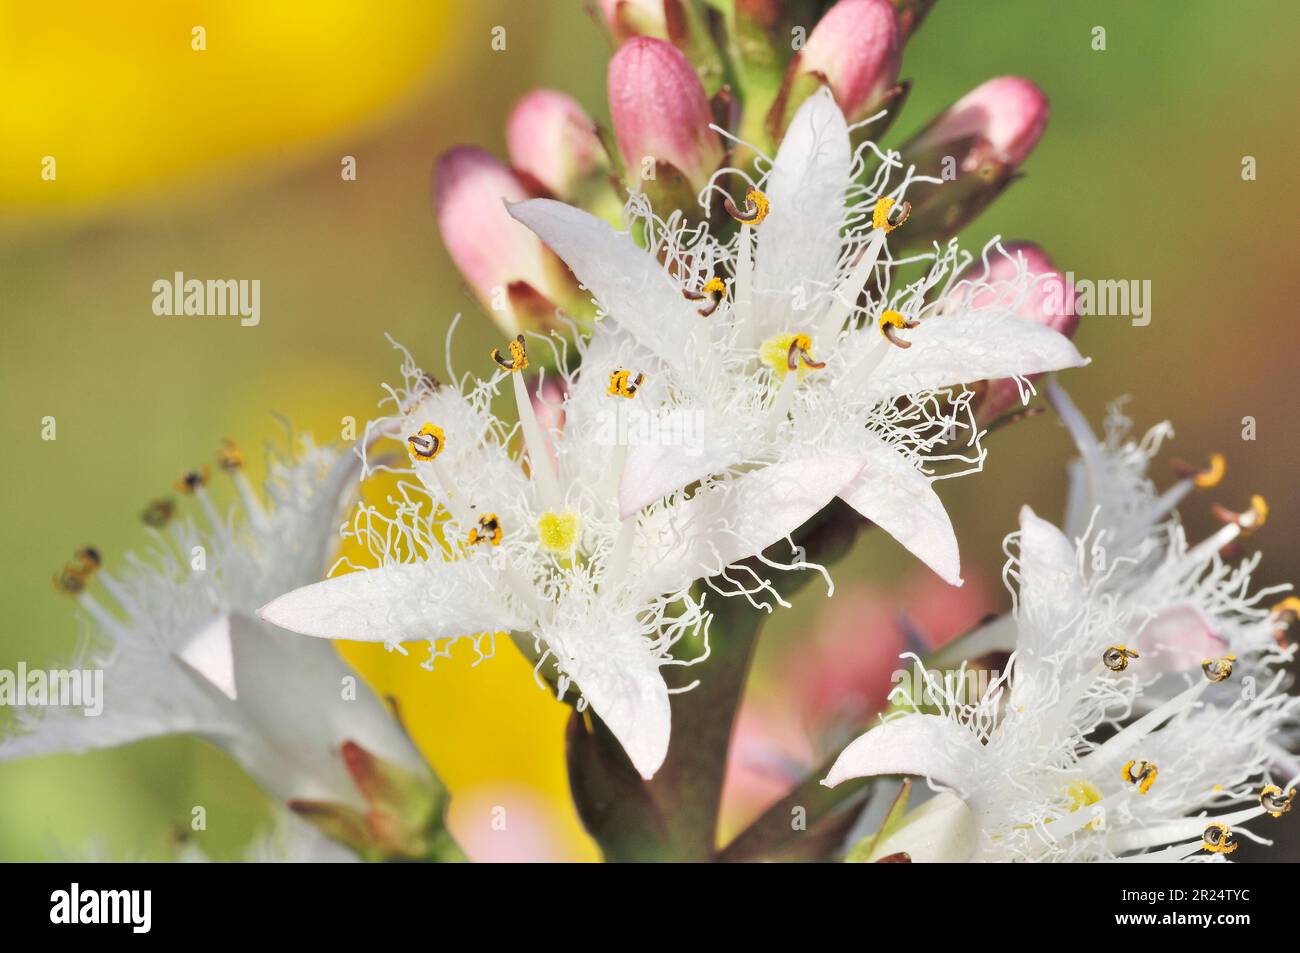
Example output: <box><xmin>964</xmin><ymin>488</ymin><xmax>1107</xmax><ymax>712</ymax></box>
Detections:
<box><xmin>1</xmin><ymin>436</ymin><xmax>430</xmax><ymax>813</ymax></box>
<box><xmin>258</xmin><ymin>334</ymin><xmax>847</xmax><ymax>780</ymax></box>
<box><xmin>823</xmin><ymin>505</ymin><xmax>1300</xmax><ymax>862</ymax></box>
<box><xmin>508</xmin><ymin>88</ymin><xmax>1086</xmax><ymax>587</ymax></box>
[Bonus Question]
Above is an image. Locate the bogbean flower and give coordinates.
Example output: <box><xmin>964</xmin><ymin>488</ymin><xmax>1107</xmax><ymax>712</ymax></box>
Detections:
<box><xmin>1034</xmin><ymin>383</ymin><xmax>1284</xmax><ymax>672</ymax></box>
<box><xmin>1</xmin><ymin>437</ymin><xmax>444</xmax><ymax>861</ymax></box>
<box><xmin>510</xmin><ymin>89</ymin><xmax>1085</xmax><ymax>587</ymax></box>
<box><xmin>823</xmin><ymin>505</ymin><xmax>1300</xmax><ymax>862</ymax></box>
<box><xmin>258</xmin><ymin>332</ymin><xmax>845</xmax><ymax>779</ymax></box>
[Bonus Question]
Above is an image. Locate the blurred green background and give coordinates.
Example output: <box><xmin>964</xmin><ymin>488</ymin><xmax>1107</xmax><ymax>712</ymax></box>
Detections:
<box><xmin>1</xmin><ymin>0</ymin><xmax>1296</xmax><ymax>861</ymax></box>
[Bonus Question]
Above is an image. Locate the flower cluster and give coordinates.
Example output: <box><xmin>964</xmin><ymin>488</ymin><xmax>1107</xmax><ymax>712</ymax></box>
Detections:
<box><xmin>9</xmin><ymin>0</ymin><xmax>1295</xmax><ymax>865</ymax></box>
<box><xmin>825</xmin><ymin>393</ymin><xmax>1298</xmax><ymax>861</ymax></box>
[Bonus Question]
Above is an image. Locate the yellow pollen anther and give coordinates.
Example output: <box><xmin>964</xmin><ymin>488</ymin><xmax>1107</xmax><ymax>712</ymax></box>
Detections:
<box><xmin>176</xmin><ymin>467</ymin><xmax>210</xmax><ymax>494</ymax></box>
<box><xmin>683</xmin><ymin>276</ymin><xmax>727</xmax><ymax>316</ymax></box>
<box><xmin>724</xmin><ymin>188</ymin><xmax>769</xmax><ymax>226</ymax></box>
<box><xmin>141</xmin><ymin>498</ymin><xmax>176</xmax><ymax>528</ymax></box>
<box><xmin>537</xmin><ymin>509</ymin><xmax>580</xmax><ymax>555</ymax></box>
<box><xmin>407</xmin><ymin>423</ymin><xmax>445</xmax><ymax>462</ymax></box>
<box><xmin>217</xmin><ymin>439</ymin><xmax>244</xmax><ymax>472</ymax></box>
<box><xmin>1201</xmin><ymin>654</ymin><xmax>1235</xmax><ymax>683</ymax></box>
<box><xmin>467</xmin><ymin>513</ymin><xmax>502</xmax><ymax>547</ymax></box>
<box><xmin>1246</xmin><ymin>494</ymin><xmax>1268</xmax><ymax>530</ymax></box>
<box><xmin>1271</xmin><ymin>596</ymin><xmax>1300</xmax><ymax>649</ymax></box>
<box><xmin>73</xmin><ymin>546</ymin><xmax>102</xmax><ymax>576</ymax></box>
<box><xmin>1260</xmin><ymin>785</ymin><xmax>1295</xmax><ymax>818</ymax></box>
<box><xmin>491</xmin><ymin>334</ymin><xmax>529</xmax><ymax>373</ymax></box>
<box><xmin>1201</xmin><ymin>822</ymin><xmax>1237</xmax><ymax>855</ymax></box>
<box><xmin>608</xmin><ymin>369</ymin><xmax>645</xmax><ymax>399</ymax></box>
<box><xmin>1103</xmin><ymin>645</ymin><xmax>1139</xmax><ymax>672</ymax></box>
<box><xmin>879</xmin><ymin>309</ymin><xmax>918</xmax><ymax>349</ymax></box>
<box><xmin>872</xmin><ymin>197</ymin><xmax>911</xmax><ymax>233</ymax></box>
<box><xmin>1195</xmin><ymin>453</ymin><xmax>1226</xmax><ymax>489</ymax></box>
<box><xmin>53</xmin><ymin>565</ymin><xmax>87</xmax><ymax>596</ymax></box>
<box><xmin>1122</xmin><ymin>759</ymin><xmax>1159</xmax><ymax>795</ymax></box>
<box><xmin>760</xmin><ymin>333</ymin><xmax>825</xmax><ymax>380</ymax></box>
<box><xmin>1212</xmin><ymin>494</ymin><xmax>1269</xmax><ymax>536</ymax></box>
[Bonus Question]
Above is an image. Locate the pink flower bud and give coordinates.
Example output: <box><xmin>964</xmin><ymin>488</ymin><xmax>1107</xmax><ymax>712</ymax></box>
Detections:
<box><xmin>969</xmin><ymin>243</ymin><xmax>1079</xmax><ymax>423</ymax></box>
<box><xmin>913</xmin><ymin>76</ymin><xmax>1049</xmax><ymax>169</ymax></box>
<box><xmin>598</xmin><ymin>0</ymin><xmax>669</xmax><ymax>42</ymax></box>
<box><xmin>608</xmin><ymin>37</ymin><xmax>724</xmax><ymax>192</ymax></box>
<box><xmin>506</xmin><ymin>90</ymin><xmax>604</xmax><ymax>199</ymax></box>
<box><xmin>799</xmin><ymin>0</ymin><xmax>902</xmax><ymax>122</ymax></box>
<box><xmin>433</xmin><ymin>146</ymin><xmax>565</xmax><ymax>334</ymax></box>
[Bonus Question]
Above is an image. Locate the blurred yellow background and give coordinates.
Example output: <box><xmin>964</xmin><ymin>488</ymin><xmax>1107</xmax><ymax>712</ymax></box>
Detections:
<box><xmin>2</xmin><ymin>0</ymin><xmax>1297</xmax><ymax>860</ymax></box>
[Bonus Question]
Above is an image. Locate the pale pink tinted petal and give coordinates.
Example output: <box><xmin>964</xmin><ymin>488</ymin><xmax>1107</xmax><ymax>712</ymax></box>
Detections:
<box><xmin>1133</xmin><ymin>604</ymin><xmax>1228</xmax><ymax>674</ymax></box>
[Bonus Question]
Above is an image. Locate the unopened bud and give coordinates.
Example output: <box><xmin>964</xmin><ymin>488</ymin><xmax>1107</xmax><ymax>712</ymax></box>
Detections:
<box><xmin>433</xmin><ymin>146</ymin><xmax>579</xmax><ymax>338</ymax></box>
<box><xmin>899</xmin><ymin>77</ymin><xmax>1050</xmax><ymax>244</ymax></box>
<box><xmin>506</xmin><ymin>90</ymin><xmax>605</xmax><ymax>200</ymax></box>
<box><xmin>608</xmin><ymin>37</ymin><xmax>725</xmax><ymax>196</ymax></box>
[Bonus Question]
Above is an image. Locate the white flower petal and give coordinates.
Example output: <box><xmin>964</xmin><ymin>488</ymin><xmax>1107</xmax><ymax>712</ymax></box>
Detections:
<box><xmin>619</xmin><ymin>441</ymin><xmax>738</xmax><ymax>518</ymax></box>
<box><xmin>839</xmin><ymin>438</ymin><xmax>962</xmax><ymax>586</ymax></box>
<box><xmin>1016</xmin><ymin>505</ymin><xmax>1084</xmax><ymax>641</ymax></box>
<box><xmin>178</xmin><ymin>614</ymin><xmax>237</xmax><ymax>701</ymax></box>
<box><xmin>1133</xmin><ymin>604</ymin><xmax>1227</xmax><ymax>674</ymax></box>
<box><xmin>864</xmin><ymin>311</ymin><xmax>1086</xmax><ymax>403</ymax></box>
<box><xmin>754</xmin><ymin>88</ymin><xmax>851</xmax><ymax>335</ymax></box>
<box><xmin>635</xmin><ymin>454</ymin><xmax>865</xmax><ymax>599</ymax></box>
<box><xmin>547</xmin><ymin>618</ymin><xmax>671</xmax><ymax>780</ymax></box>
<box><xmin>507</xmin><ymin>198</ymin><xmax>696</xmax><ymax>368</ymax></box>
<box><xmin>258</xmin><ymin>558</ymin><xmax>522</xmax><ymax>644</ymax></box>
<box><xmin>865</xmin><ymin>791</ymin><xmax>979</xmax><ymax>863</ymax></box>
<box><xmin>823</xmin><ymin>714</ymin><xmax>972</xmax><ymax>792</ymax></box>
<box><xmin>218</xmin><ymin>613</ymin><xmax>428</xmax><ymax>804</ymax></box>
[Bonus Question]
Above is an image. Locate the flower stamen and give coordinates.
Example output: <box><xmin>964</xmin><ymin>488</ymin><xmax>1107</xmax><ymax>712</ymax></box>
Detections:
<box><xmin>217</xmin><ymin>438</ymin><xmax>245</xmax><ymax>472</ymax></box>
<box><xmin>682</xmin><ymin>276</ymin><xmax>727</xmax><ymax>317</ymax></box>
<box><xmin>724</xmin><ymin>187</ymin><xmax>769</xmax><ymax>225</ymax></box>
<box><xmin>871</xmin><ymin>197</ymin><xmax>911</xmax><ymax>233</ymax></box>
<box><xmin>1172</xmin><ymin>452</ymin><xmax>1225</xmax><ymax>489</ymax></box>
<box><xmin>175</xmin><ymin>468</ymin><xmax>210</xmax><ymax>494</ymax></box>
<box><xmin>407</xmin><ymin>423</ymin><xmax>445</xmax><ymax>462</ymax></box>
<box><xmin>52</xmin><ymin>565</ymin><xmax>88</xmax><ymax>595</ymax></box>
<box><xmin>1201</xmin><ymin>654</ymin><xmax>1236</xmax><ymax>683</ymax></box>
<box><xmin>141</xmin><ymin>498</ymin><xmax>176</xmax><ymax>528</ymax></box>
<box><xmin>1260</xmin><ymin>785</ymin><xmax>1295</xmax><ymax>818</ymax></box>
<box><xmin>467</xmin><ymin>513</ymin><xmax>502</xmax><ymax>547</ymax></box>
<box><xmin>1270</xmin><ymin>597</ymin><xmax>1300</xmax><ymax>649</ymax></box>
<box><xmin>1211</xmin><ymin>495</ymin><xmax>1268</xmax><ymax>536</ymax></box>
<box><xmin>760</xmin><ymin>333</ymin><xmax>825</xmax><ymax>380</ymax></box>
<box><xmin>1122</xmin><ymin>759</ymin><xmax>1159</xmax><ymax>795</ymax></box>
<box><xmin>608</xmin><ymin>369</ymin><xmax>645</xmax><ymax>399</ymax></box>
<box><xmin>491</xmin><ymin>334</ymin><xmax>529</xmax><ymax>373</ymax></box>
<box><xmin>879</xmin><ymin>309</ymin><xmax>919</xmax><ymax>349</ymax></box>
<box><xmin>1201</xmin><ymin>822</ymin><xmax>1237</xmax><ymax>854</ymax></box>
<box><xmin>1103</xmin><ymin>645</ymin><xmax>1139</xmax><ymax>672</ymax></box>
